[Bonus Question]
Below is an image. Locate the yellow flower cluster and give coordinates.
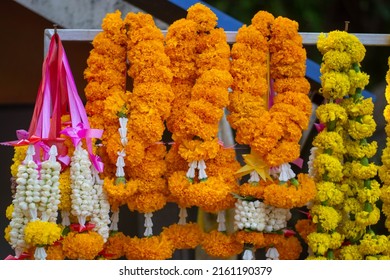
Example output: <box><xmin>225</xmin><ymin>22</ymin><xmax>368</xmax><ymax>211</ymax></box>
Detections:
<box><xmin>379</xmin><ymin>58</ymin><xmax>390</xmax><ymax>231</ymax></box>
<box><xmin>310</xmin><ymin>205</ymin><xmax>341</xmax><ymax>232</ymax></box>
<box><xmin>24</xmin><ymin>220</ymin><xmax>62</xmax><ymax>247</ymax></box>
<box><xmin>58</xmin><ymin>168</ymin><xmax>72</xmax><ymax>211</ymax></box>
<box><xmin>314</xmin><ymin>181</ymin><xmax>345</xmax><ymax>206</ymax></box>
<box><xmin>10</xmin><ymin>146</ymin><xmax>27</xmax><ymax>177</ymax></box>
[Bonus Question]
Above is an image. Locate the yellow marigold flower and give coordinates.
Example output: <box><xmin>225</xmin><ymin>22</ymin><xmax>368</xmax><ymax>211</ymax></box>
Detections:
<box><xmin>124</xmin><ymin>235</ymin><xmax>174</xmax><ymax>260</ymax></box>
<box><xmin>59</xmin><ymin>168</ymin><xmax>72</xmax><ymax>211</ymax></box>
<box><xmin>11</xmin><ymin>146</ymin><xmax>27</xmax><ymax>177</ymax></box>
<box><xmin>63</xmin><ymin>231</ymin><xmax>104</xmax><ymax>260</ymax></box>
<box><xmin>234</xmin><ymin>25</ymin><xmax>268</xmax><ymax>52</ymax></box>
<box><xmin>315</xmin><ymin>181</ymin><xmax>344</xmax><ymax>206</ymax></box>
<box><xmin>269</xmin><ymin>16</ymin><xmax>302</xmax><ymax>50</ymax></box>
<box><xmin>201</xmin><ymin>230</ymin><xmax>243</xmax><ymax>258</ymax></box>
<box><xmin>307</xmin><ymin>232</ymin><xmax>330</xmax><ymax>256</ymax></box>
<box><xmin>348</xmin><ymin>69</ymin><xmax>370</xmax><ymax>94</ymax></box>
<box><xmin>46</xmin><ymin>243</ymin><xmax>65</xmax><ymax>260</ymax></box>
<box><xmin>356</xmin><ymin>179</ymin><xmax>381</xmax><ymax>204</ymax></box>
<box><xmin>312</xmin><ymin>131</ymin><xmax>345</xmax><ymax>156</ymax></box>
<box><xmin>317</xmin><ymin>31</ymin><xmax>365</xmax><ymax>63</ymax></box>
<box><xmin>313</xmin><ymin>153</ymin><xmax>343</xmax><ymax>182</ymax></box>
<box><xmin>5</xmin><ymin>204</ymin><xmax>14</xmax><ymax>220</ymax></box>
<box><xmin>295</xmin><ymin>219</ymin><xmax>316</xmax><ymax>244</ymax></box>
<box><xmin>311</xmin><ymin>205</ymin><xmax>342</xmax><ymax>231</ymax></box>
<box><xmin>167</xmin><ymin>171</ymin><xmax>193</xmax><ymax>208</ymax></box>
<box><xmin>350</xmin><ymin>161</ymin><xmax>377</xmax><ymax>180</ymax></box>
<box><xmin>321</xmin><ymin>50</ymin><xmax>351</xmax><ymax>71</ymax></box>
<box><xmin>103</xmin><ymin>231</ymin><xmax>127</xmax><ymax>260</ymax></box>
<box><xmin>162</xmin><ymin>223</ymin><xmax>204</xmax><ymax>250</ymax></box>
<box><xmin>319</xmin><ymin>71</ymin><xmax>350</xmax><ymax>99</ymax></box>
<box><xmin>380</xmin><ymin>185</ymin><xmax>390</xmax><ymax>204</ymax></box>
<box><xmin>386</xmin><ymin>86</ymin><xmax>390</xmax><ymax>104</ymax></box>
<box><xmin>4</xmin><ymin>225</ymin><xmax>11</xmax><ymax>243</ymax></box>
<box><xmin>316</xmin><ymin>103</ymin><xmax>348</xmax><ymax>125</ymax></box>
<box><xmin>379</xmin><ymin>166</ymin><xmax>390</xmax><ymax>184</ymax></box>
<box><xmin>186</xmin><ymin>3</ymin><xmax>217</xmax><ymax>32</ymax></box>
<box><xmin>233</xmin><ymin>231</ymin><xmax>265</xmax><ymax>248</ymax></box>
<box><xmin>24</xmin><ymin>220</ymin><xmax>62</xmax><ymax>247</ymax></box>
<box><xmin>339</xmin><ymin>220</ymin><xmax>365</xmax><ymax>242</ymax></box>
<box><xmin>347</xmin><ymin>115</ymin><xmax>376</xmax><ymax>140</ymax></box>
<box><xmin>328</xmin><ymin>232</ymin><xmax>344</xmax><ymax>250</ymax></box>
<box><xmin>343</xmin><ymin>197</ymin><xmax>363</xmax><ymax>214</ymax></box>
<box><xmin>339</xmin><ymin>244</ymin><xmax>363</xmax><ymax>260</ymax></box>
<box><xmin>341</xmin><ymin>97</ymin><xmax>374</xmax><ymax>118</ymax></box>
<box><xmin>103</xmin><ymin>178</ymin><xmax>139</xmax><ymax>210</ymax></box>
<box><xmin>355</xmin><ymin>205</ymin><xmax>381</xmax><ymax>227</ymax></box>
<box><xmin>306</xmin><ymin>255</ymin><xmax>328</xmax><ymax>260</ymax></box>
<box><xmin>359</xmin><ymin>232</ymin><xmax>388</xmax><ymax>256</ymax></box>
<box><xmin>344</xmin><ymin>138</ymin><xmax>377</xmax><ymax>159</ymax></box>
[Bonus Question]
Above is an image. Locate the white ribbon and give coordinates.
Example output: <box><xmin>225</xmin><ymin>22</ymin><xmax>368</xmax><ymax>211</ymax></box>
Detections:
<box><xmin>109</xmin><ymin>210</ymin><xmax>120</xmax><ymax>231</ymax></box>
<box><xmin>278</xmin><ymin>163</ymin><xmax>295</xmax><ymax>182</ymax></box>
<box><xmin>197</xmin><ymin>159</ymin><xmax>207</xmax><ymax>180</ymax></box>
<box><xmin>144</xmin><ymin>213</ymin><xmax>153</xmax><ymax>237</ymax></box>
<box><xmin>217</xmin><ymin>211</ymin><xmax>226</xmax><ymax>232</ymax></box>
<box><xmin>266</xmin><ymin>247</ymin><xmax>280</xmax><ymax>260</ymax></box>
<box><xmin>178</xmin><ymin>207</ymin><xmax>188</xmax><ymax>225</ymax></box>
<box><xmin>34</xmin><ymin>247</ymin><xmax>47</xmax><ymax>260</ymax></box>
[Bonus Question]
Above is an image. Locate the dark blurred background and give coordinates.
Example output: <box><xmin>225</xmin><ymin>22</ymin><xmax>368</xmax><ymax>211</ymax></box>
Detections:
<box><xmin>0</xmin><ymin>0</ymin><xmax>389</xmax><ymax>259</ymax></box>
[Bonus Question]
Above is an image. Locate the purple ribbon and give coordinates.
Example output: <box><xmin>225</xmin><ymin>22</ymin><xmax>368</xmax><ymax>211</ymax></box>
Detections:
<box><xmin>314</xmin><ymin>123</ymin><xmax>325</xmax><ymax>133</ymax></box>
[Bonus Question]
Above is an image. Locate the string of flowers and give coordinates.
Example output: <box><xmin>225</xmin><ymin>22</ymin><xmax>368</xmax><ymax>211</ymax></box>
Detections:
<box><xmin>307</xmin><ymin>30</ymin><xmax>389</xmax><ymax>260</ymax></box>
<box><xmin>165</xmin><ymin>3</ymin><xmax>240</xmax><ymax>259</ymax></box>
<box><xmin>83</xmin><ymin>11</ymin><xmax>131</xmax><ymax>234</ymax></box>
<box><xmin>228</xmin><ymin>10</ymin><xmax>315</xmax><ymax>260</ymax></box>
<box><xmin>379</xmin><ymin>57</ymin><xmax>390</xmax><ymax>233</ymax></box>
<box><xmin>120</xmin><ymin>12</ymin><xmax>175</xmax><ymax>260</ymax></box>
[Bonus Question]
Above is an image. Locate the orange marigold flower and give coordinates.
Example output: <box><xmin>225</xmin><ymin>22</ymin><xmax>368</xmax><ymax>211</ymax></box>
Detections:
<box><xmin>202</xmin><ymin>230</ymin><xmax>243</xmax><ymax>258</ymax></box>
<box><xmin>162</xmin><ymin>223</ymin><xmax>204</xmax><ymax>249</ymax></box>
<box><xmin>62</xmin><ymin>231</ymin><xmax>104</xmax><ymax>260</ymax></box>
<box><xmin>124</xmin><ymin>235</ymin><xmax>174</xmax><ymax>260</ymax></box>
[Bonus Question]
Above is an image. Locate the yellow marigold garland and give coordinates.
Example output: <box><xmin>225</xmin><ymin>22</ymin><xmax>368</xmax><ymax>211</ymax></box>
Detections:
<box><xmin>162</xmin><ymin>223</ymin><xmax>204</xmax><ymax>250</ymax></box>
<box><xmin>201</xmin><ymin>230</ymin><xmax>243</xmax><ymax>258</ymax></box>
<box><xmin>124</xmin><ymin>234</ymin><xmax>174</xmax><ymax>260</ymax></box>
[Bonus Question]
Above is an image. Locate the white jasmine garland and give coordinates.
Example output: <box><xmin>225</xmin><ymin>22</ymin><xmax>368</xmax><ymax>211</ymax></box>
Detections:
<box><xmin>70</xmin><ymin>143</ymin><xmax>94</xmax><ymax>226</ymax></box>
<box><xmin>38</xmin><ymin>145</ymin><xmax>61</xmax><ymax>222</ymax></box>
<box><xmin>91</xmin><ymin>170</ymin><xmax>111</xmax><ymax>242</ymax></box>
<box><xmin>307</xmin><ymin>147</ymin><xmax>318</xmax><ymax>178</ymax></box>
<box><xmin>234</xmin><ymin>199</ymin><xmax>291</xmax><ymax>232</ymax></box>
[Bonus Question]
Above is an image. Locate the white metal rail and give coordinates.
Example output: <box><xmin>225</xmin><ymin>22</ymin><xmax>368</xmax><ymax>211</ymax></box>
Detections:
<box><xmin>44</xmin><ymin>29</ymin><xmax>390</xmax><ymax>56</ymax></box>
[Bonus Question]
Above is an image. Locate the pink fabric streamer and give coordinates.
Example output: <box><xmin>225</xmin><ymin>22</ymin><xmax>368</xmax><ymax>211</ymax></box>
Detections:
<box><xmin>292</xmin><ymin>157</ymin><xmax>304</xmax><ymax>169</ymax></box>
<box><xmin>314</xmin><ymin>122</ymin><xmax>325</xmax><ymax>132</ymax></box>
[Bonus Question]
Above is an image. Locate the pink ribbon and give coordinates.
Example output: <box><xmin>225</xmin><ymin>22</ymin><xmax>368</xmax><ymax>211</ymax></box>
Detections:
<box><xmin>314</xmin><ymin>123</ymin><xmax>325</xmax><ymax>133</ymax></box>
<box><xmin>60</xmin><ymin>123</ymin><xmax>103</xmax><ymax>172</ymax></box>
<box><xmin>4</xmin><ymin>252</ymin><xmax>30</xmax><ymax>260</ymax></box>
<box><xmin>292</xmin><ymin>157</ymin><xmax>304</xmax><ymax>169</ymax></box>
<box><xmin>282</xmin><ymin>229</ymin><xmax>296</xmax><ymax>237</ymax></box>
<box><xmin>70</xmin><ymin>222</ymin><xmax>95</xmax><ymax>232</ymax></box>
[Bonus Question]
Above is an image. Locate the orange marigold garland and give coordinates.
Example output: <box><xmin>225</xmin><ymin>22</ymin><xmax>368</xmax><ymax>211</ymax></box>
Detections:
<box><xmin>229</xmin><ymin>10</ymin><xmax>315</xmax><ymax>260</ymax></box>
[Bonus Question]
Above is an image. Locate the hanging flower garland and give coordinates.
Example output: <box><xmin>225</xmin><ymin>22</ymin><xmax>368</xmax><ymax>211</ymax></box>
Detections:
<box><xmin>379</xmin><ymin>57</ymin><xmax>390</xmax><ymax>232</ymax></box>
<box><xmin>165</xmin><ymin>3</ymin><xmax>240</xmax><ymax>259</ymax></box>
<box><xmin>228</xmin><ymin>10</ymin><xmax>315</xmax><ymax>260</ymax></box>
